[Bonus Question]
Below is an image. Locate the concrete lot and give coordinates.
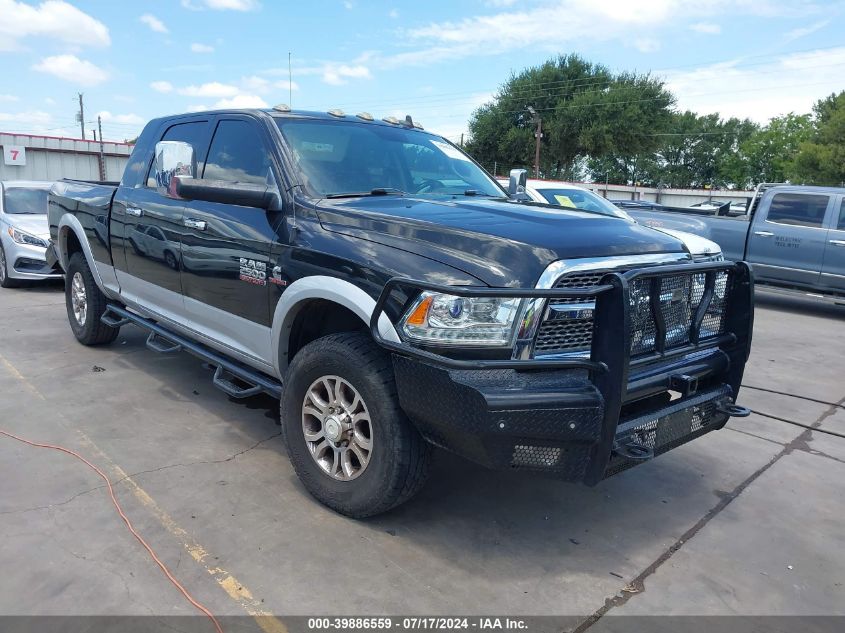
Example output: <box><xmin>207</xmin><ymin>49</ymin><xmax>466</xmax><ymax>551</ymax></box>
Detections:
<box><xmin>0</xmin><ymin>282</ymin><xmax>843</xmax><ymax>629</ymax></box>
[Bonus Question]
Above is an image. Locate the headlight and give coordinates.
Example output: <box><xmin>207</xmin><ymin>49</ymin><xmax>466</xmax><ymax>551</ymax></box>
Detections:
<box><xmin>400</xmin><ymin>292</ymin><xmax>523</xmax><ymax>346</ymax></box>
<box><xmin>8</xmin><ymin>227</ymin><xmax>48</xmax><ymax>248</ymax></box>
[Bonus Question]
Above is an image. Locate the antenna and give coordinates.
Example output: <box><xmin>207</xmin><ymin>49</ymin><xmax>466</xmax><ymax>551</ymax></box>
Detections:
<box><xmin>288</xmin><ymin>51</ymin><xmax>292</xmax><ymax>108</ymax></box>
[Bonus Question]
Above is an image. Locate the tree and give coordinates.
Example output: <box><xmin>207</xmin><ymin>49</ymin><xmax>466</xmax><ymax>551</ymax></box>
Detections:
<box><xmin>465</xmin><ymin>54</ymin><xmax>675</xmax><ymax>178</ymax></box>
<box><xmin>792</xmin><ymin>91</ymin><xmax>845</xmax><ymax>186</ymax></box>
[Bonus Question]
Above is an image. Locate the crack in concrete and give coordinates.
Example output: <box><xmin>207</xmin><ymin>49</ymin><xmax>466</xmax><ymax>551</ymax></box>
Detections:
<box><xmin>573</xmin><ymin>393</ymin><xmax>845</xmax><ymax>632</ymax></box>
<box><xmin>0</xmin><ymin>432</ymin><xmax>282</xmax><ymax>517</ymax></box>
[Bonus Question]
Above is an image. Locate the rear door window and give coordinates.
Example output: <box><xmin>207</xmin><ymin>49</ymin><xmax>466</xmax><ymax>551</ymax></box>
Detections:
<box><xmin>766</xmin><ymin>193</ymin><xmax>829</xmax><ymax>228</ymax></box>
<box><xmin>837</xmin><ymin>199</ymin><xmax>845</xmax><ymax>230</ymax></box>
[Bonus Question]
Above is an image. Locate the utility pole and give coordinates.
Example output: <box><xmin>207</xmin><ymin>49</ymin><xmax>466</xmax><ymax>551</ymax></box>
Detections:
<box><xmin>77</xmin><ymin>93</ymin><xmax>85</xmax><ymax>139</ymax></box>
<box><xmin>527</xmin><ymin>106</ymin><xmax>542</xmax><ymax>178</ymax></box>
<box><xmin>460</xmin><ymin>133</ymin><xmax>464</xmax><ymax>148</ymax></box>
<box><xmin>97</xmin><ymin>115</ymin><xmax>106</xmax><ymax>181</ymax></box>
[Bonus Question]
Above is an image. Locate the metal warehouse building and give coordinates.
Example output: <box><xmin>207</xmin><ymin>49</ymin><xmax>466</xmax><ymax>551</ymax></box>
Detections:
<box><xmin>1</xmin><ymin>132</ymin><xmax>133</xmax><ymax>183</ymax></box>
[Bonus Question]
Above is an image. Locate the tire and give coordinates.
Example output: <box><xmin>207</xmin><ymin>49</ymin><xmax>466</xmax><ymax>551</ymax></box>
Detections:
<box><xmin>281</xmin><ymin>332</ymin><xmax>432</xmax><ymax>518</ymax></box>
<box><xmin>65</xmin><ymin>252</ymin><xmax>120</xmax><ymax>345</ymax></box>
<box><xmin>164</xmin><ymin>250</ymin><xmax>178</xmax><ymax>270</ymax></box>
<box><xmin>0</xmin><ymin>243</ymin><xmax>21</xmax><ymax>288</ymax></box>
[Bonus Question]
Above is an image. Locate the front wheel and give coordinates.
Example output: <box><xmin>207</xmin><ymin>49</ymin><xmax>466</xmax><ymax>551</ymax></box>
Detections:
<box><xmin>65</xmin><ymin>252</ymin><xmax>120</xmax><ymax>345</ymax></box>
<box><xmin>281</xmin><ymin>332</ymin><xmax>432</xmax><ymax>518</ymax></box>
<box><xmin>0</xmin><ymin>243</ymin><xmax>21</xmax><ymax>288</ymax></box>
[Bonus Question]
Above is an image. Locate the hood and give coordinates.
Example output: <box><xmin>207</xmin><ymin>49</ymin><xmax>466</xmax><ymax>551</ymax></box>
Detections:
<box><xmin>654</xmin><ymin>227</ymin><xmax>721</xmax><ymax>257</ymax></box>
<box><xmin>7</xmin><ymin>214</ymin><xmax>50</xmax><ymax>240</ymax></box>
<box><xmin>316</xmin><ymin>196</ymin><xmax>686</xmax><ymax>287</ymax></box>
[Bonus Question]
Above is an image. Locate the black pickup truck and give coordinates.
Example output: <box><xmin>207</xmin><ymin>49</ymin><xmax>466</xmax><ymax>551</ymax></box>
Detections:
<box><xmin>47</xmin><ymin>107</ymin><xmax>754</xmax><ymax>517</ymax></box>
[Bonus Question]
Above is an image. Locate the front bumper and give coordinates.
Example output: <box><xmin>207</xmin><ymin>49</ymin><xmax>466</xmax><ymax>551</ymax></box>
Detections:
<box><xmin>2</xmin><ymin>238</ymin><xmax>63</xmax><ymax>280</ymax></box>
<box><xmin>371</xmin><ymin>261</ymin><xmax>754</xmax><ymax>484</ymax></box>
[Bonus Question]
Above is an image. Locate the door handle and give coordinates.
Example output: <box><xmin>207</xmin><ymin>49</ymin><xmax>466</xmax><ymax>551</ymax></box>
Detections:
<box><xmin>830</xmin><ymin>239</ymin><xmax>845</xmax><ymax>247</ymax></box>
<box><xmin>753</xmin><ymin>231</ymin><xmax>774</xmax><ymax>237</ymax></box>
<box><xmin>183</xmin><ymin>218</ymin><xmax>207</xmax><ymax>231</ymax></box>
<box><xmin>126</xmin><ymin>207</ymin><xmax>143</xmax><ymax>217</ymax></box>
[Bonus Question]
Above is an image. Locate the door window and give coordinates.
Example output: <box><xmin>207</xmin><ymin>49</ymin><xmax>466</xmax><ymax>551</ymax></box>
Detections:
<box><xmin>837</xmin><ymin>199</ymin><xmax>845</xmax><ymax>230</ymax></box>
<box><xmin>203</xmin><ymin>120</ymin><xmax>272</xmax><ymax>185</ymax></box>
<box><xmin>767</xmin><ymin>193</ymin><xmax>829</xmax><ymax>228</ymax></box>
<box><xmin>145</xmin><ymin>121</ymin><xmax>209</xmax><ymax>187</ymax></box>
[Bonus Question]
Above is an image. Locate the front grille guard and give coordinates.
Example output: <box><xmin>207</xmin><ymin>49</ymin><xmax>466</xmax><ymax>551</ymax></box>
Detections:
<box><xmin>370</xmin><ymin>260</ymin><xmax>754</xmax><ymax>483</ymax></box>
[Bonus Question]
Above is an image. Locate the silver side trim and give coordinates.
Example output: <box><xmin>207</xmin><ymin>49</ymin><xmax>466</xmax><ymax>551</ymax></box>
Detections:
<box><xmin>115</xmin><ymin>272</ymin><xmax>275</xmax><ymax>376</ymax></box>
<box><xmin>271</xmin><ymin>275</ymin><xmax>401</xmax><ymax>376</ymax></box>
<box><xmin>57</xmin><ymin>215</ymin><xmax>120</xmax><ymax>299</ymax></box>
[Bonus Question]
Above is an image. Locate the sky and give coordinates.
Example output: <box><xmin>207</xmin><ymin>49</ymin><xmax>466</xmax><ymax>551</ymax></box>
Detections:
<box><xmin>1</xmin><ymin>0</ymin><xmax>844</xmax><ymax>144</ymax></box>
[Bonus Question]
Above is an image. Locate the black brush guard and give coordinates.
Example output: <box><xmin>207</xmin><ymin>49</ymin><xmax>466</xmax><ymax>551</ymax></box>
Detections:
<box><xmin>370</xmin><ymin>260</ymin><xmax>754</xmax><ymax>484</ymax></box>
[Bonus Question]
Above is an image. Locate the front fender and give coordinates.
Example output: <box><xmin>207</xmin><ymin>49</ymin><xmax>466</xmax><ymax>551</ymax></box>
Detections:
<box><xmin>270</xmin><ymin>275</ymin><xmax>401</xmax><ymax>376</ymax></box>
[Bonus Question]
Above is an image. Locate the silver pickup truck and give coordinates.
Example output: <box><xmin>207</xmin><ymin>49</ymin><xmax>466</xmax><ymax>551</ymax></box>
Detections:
<box><xmin>626</xmin><ymin>185</ymin><xmax>845</xmax><ymax>297</ymax></box>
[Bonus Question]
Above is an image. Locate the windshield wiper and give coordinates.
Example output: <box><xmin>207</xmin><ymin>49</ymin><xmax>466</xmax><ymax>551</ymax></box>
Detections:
<box><xmin>325</xmin><ymin>187</ymin><xmax>405</xmax><ymax>199</ymax></box>
<box><xmin>462</xmin><ymin>190</ymin><xmax>506</xmax><ymax>198</ymax></box>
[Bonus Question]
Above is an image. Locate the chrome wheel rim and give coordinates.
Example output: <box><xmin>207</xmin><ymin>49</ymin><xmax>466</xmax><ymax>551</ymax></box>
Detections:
<box><xmin>71</xmin><ymin>272</ymin><xmax>87</xmax><ymax>326</ymax></box>
<box><xmin>302</xmin><ymin>375</ymin><xmax>373</xmax><ymax>481</ymax></box>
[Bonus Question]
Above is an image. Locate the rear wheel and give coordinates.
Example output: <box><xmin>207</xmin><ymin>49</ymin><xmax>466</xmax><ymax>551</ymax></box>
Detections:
<box><xmin>65</xmin><ymin>252</ymin><xmax>120</xmax><ymax>345</ymax></box>
<box><xmin>0</xmin><ymin>244</ymin><xmax>21</xmax><ymax>288</ymax></box>
<box><xmin>281</xmin><ymin>332</ymin><xmax>432</xmax><ymax>518</ymax></box>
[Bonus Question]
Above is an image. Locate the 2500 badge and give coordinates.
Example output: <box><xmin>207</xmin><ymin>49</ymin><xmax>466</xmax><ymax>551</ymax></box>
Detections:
<box><xmin>239</xmin><ymin>258</ymin><xmax>267</xmax><ymax>286</ymax></box>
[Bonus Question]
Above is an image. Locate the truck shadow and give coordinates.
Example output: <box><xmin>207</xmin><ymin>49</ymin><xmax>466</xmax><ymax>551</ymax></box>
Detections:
<box><xmin>105</xmin><ymin>325</ymin><xmax>735</xmax><ymax>586</ymax></box>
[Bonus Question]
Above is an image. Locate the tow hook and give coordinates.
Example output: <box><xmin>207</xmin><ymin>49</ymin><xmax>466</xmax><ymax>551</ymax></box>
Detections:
<box><xmin>613</xmin><ymin>439</ymin><xmax>654</xmax><ymax>461</ymax></box>
<box><xmin>715</xmin><ymin>399</ymin><xmax>751</xmax><ymax>417</ymax></box>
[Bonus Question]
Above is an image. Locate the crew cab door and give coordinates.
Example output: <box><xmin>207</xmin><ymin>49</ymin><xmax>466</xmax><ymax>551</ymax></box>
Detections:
<box><xmin>820</xmin><ymin>196</ymin><xmax>845</xmax><ymax>292</ymax></box>
<box><xmin>746</xmin><ymin>191</ymin><xmax>832</xmax><ymax>288</ymax></box>
<box><xmin>179</xmin><ymin>116</ymin><xmax>284</xmax><ymax>363</ymax></box>
<box><xmin>113</xmin><ymin>118</ymin><xmax>211</xmax><ymax>318</ymax></box>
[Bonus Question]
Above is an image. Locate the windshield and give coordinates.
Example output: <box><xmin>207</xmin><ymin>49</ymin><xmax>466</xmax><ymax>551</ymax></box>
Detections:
<box><xmin>275</xmin><ymin>118</ymin><xmax>504</xmax><ymax>198</ymax></box>
<box><xmin>3</xmin><ymin>187</ymin><xmax>49</xmax><ymax>215</ymax></box>
<box><xmin>536</xmin><ymin>187</ymin><xmax>632</xmax><ymax>220</ymax></box>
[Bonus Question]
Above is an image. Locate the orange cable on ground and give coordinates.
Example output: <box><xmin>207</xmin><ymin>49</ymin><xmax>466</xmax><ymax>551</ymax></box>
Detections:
<box><xmin>0</xmin><ymin>428</ymin><xmax>224</xmax><ymax>633</ymax></box>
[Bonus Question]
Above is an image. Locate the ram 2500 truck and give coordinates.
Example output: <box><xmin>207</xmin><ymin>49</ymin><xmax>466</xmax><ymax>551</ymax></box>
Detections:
<box><xmin>47</xmin><ymin>108</ymin><xmax>754</xmax><ymax>517</ymax></box>
<box><xmin>627</xmin><ymin>184</ymin><xmax>845</xmax><ymax>297</ymax></box>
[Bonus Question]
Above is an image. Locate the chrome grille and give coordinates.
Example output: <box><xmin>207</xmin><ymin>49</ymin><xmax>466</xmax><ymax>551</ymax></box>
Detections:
<box><xmin>534</xmin><ymin>268</ymin><xmax>730</xmax><ymax>357</ymax></box>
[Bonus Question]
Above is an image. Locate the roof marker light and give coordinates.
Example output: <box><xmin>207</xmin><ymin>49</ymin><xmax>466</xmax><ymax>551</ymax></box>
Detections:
<box><xmin>272</xmin><ymin>103</ymin><xmax>291</xmax><ymax>112</ymax></box>
<box><xmin>328</xmin><ymin>109</ymin><xmax>346</xmax><ymax>117</ymax></box>
<box><xmin>356</xmin><ymin>112</ymin><xmax>374</xmax><ymax>121</ymax></box>
<box><xmin>382</xmin><ymin>116</ymin><xmax>400</xmax><ymax>125</ymax></box>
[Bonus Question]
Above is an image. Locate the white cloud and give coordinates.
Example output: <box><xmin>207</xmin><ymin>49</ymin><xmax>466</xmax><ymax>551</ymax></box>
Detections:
<box><xmin>634</xmin><ymin>37</ymin><xmax>660</xmax><ymax>53</ymax></box>
<box><xmin>139</xmin><ymin>13</ymin><xmax>168</xmax><ymax>34</ymax></box>
<box><xmin>178</xmin><ymin>82</ymin><xmax>240</xmax><ymax>97</ymax></box>
<box><xmin>662</xmin><ymin>46</ymin><xmax>845</xmax><ymax>123</ymax></box>
<box><xmin>485</xmin><ymin>0</ymin><xmax>519</xmax><ymax>6</ymax></box>
<box><xmin>0</xmin><ymin>94</ymin><xmax>18</xmax><ymax>102</ymax></box>
<box><xmin>320</xmin><ymin>64</ymin><xmax>371</xmax><ymax>85</ymax></box>
<box><xmin>0</xmin><ymin>110</ymin><xmax>56</xmax><ymax>134</ymax></box>
<box><xmin>0</xmin><ymin>0</ymin><xmax>110</xmax><ymax>50</ymax></box>
<box><xmin>785</xmin><ymin>19</ymin><xmax>830</xmax><ymax>41</ymax></box>
<box><xmin>44</xmin><ymin>97</ymin><xmax>55</xmax><ymax>105</ymax></box>
<box><xmin>150</xmin><ymin>80</ymin><xmax>174</xmax><ymax>93</ymax></box>
<box><xmin>191</xmin><ymin>42</ymin><xmax>215</xmax><ymax>53</ymax></box>
<box><xmin>215</xmin><ymin>94</ymin><xmax>268</xmax><ymax>108</ymax></box>
<box><xmin>187</xmin><ymin>104</ymin><xmax>210</xmax><ymax>112</ymax></box>
<box><xmin>274</xmin><ymin>79</ymin><xmax>299</xmax><ymax>92</ymax></box>
<box><xmin>32</xmin><ymin>55</ymin><xmax>109</xmax><ymax>86</ymax></box>
<box><xmin>97</xmin><ymin>111</ymin><xmax>145</xmax><ymax>125</ymax></box>
<box><xmin>689</xmin><ymin>21</ymin><xmax>721</xmax><ymax>34</ymax></box>
<box><xmin>242</xmin><ymin>75</ymin><xmax>271</xmax><ymax>93</ymax></box>
<box><xmin>181</xmin><ymin>0</ymin><xmax>259</xmax><ymax>10</ymax></box>
<box><xmin>388</xmin><ymin>8</ymin><xmax>399</xmax><ymax>18</ymax></box>
<box><xmin>343</xmin><ymin>1</ymin><xmax>354</xmax><ymax>9</ymax></box>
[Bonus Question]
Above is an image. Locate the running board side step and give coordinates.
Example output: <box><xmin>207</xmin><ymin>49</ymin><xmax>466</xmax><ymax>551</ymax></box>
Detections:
<box><xmin>101</xmin><ymin>305</ymin><xmax>282</xmax><ymax>400</ymax></box>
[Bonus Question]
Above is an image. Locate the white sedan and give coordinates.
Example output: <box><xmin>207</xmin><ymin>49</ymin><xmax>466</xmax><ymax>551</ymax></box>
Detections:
<box><xmin>0</xmin><ymin>180</ymin><xmax>63</xmax><ymax>288</ymax></box>
<box><xmin>504</xmin><ymin>179</ymin><xmax>723</xmax><ymax>263</ymax></box>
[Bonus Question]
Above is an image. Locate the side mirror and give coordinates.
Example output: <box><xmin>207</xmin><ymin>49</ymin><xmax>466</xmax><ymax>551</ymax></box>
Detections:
<box><xmin>155</xmin><ymin>141</ymin><xmax>196</xmax><ymax>199</ymax></box>
<box><xmin>176</xmin><ymin>178</ymin><xmax>275</xmax><ymax>209</ymax></box>
<box><xmin>508</xmin><ymin>168</ymin><xmax>528</xmax><ymax>196</ymax></box>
